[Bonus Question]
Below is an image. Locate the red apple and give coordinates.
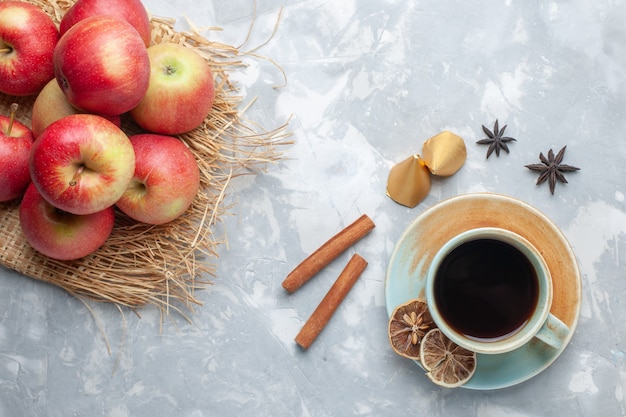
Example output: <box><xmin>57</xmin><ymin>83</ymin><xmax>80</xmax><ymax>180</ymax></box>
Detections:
<box><xmin>60</xmin><ymin>0</ymin><xmax>152</xmax><ymax>47</ymax></box>
<box><xmin>116</xmin><ymin>134</ymin><xmax>200</xmax><ymax>225</ymax></box>
<box><xmin>0</xmin><ymin>104</ymin><xmax>34</xmax><ymax>201</ymax></box>
<box><xmin>0</xmin><ymin>1</ymin><xmax>59</xmax><ymax>96</ymax></box>
<box><xmin>31</xmin><ymin>78</ymin><xmax>121</xmax><ymax>137</ymax></box>
<box><xmin>130</xmin><ymin>42</ymin><xmax>215</xmax><ymax>135</ymax></box>
<box><xmin>29</xmin><ymin>114</ymin><xmax>135</xmax><ymax>215</ymax></box>
<box><xmin>53</xmin><ymin>16</ymin><xmax>150</xmax><ymax>116</ymax></box>
<box><xmin>19</xmin><ymin>183</ymin><xmax>115</xmax><ymax>260</ymax></box>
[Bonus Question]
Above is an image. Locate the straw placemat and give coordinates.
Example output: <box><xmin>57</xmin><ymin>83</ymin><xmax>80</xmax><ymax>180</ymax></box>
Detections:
<box><xmin>0</xmin><ymin>0</ymin><xmax>291</xmax><ymax>317</ymax></box>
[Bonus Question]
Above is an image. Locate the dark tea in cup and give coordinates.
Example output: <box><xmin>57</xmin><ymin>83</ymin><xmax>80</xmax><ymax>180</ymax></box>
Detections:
<box><xmin>425</xmin><ymin>227</ymin><xmax>568</xmax><ymax>355</ymax></box>
<box><xmin>433</xmin><ymin>238</ymin><xmax>539</xmax><ymax>341</ymax></box>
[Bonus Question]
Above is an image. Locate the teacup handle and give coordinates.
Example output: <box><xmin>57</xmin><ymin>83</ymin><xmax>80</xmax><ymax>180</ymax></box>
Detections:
<box><xmin>535</xmin><ymin>313</ymin><xmax>570</xmax><ymax>349</ymax></box>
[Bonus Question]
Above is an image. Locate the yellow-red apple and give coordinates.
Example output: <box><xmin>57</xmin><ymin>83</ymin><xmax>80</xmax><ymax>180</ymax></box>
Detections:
<box><xmin>116</xmin><ymin>134</ymin><xmax>200</xmax><ymax>225</ymax></box>
<box><xmin>31</xmin><ymin>79</ymin><xmax>121</xmax><ymax>137</ymax></box>
<box><xmin>130</xmin><ymin>43</ymin><xmax>215</xmax><ymax>135</ymax></box>
<box><xmin>60</xmin><ymin>0</ymin><xmax>152</xmax><ymax>47</ymax></box>
<box><xmin>29</xmin><ymin>114</ymin><xmax>135</xmax><ymax>215</ymax></box>
<box><xmin>0</xmin><ymin>1</ymin><xmax>59</xmax><ymax>96</ymax></box>
<box><xmin>0</xmin><ymin>104</ymin><xmax>34</xmax><ymax>201</ymax></box>
<box><xmin>19</xmin><ymin>183</ymin><xmax>115</xmax><ymax>260</ymax></box>
<box><xmin>53</xmin><ymin>16</ymin><xmax>150</xmax><ymax>116</ymax></box>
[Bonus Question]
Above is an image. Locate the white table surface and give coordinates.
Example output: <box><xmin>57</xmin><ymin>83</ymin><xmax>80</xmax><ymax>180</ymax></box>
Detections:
<box><xmin>1</xmin><ymin>0</ymin><xmax>625</xmax><ymax>416</ymax></box>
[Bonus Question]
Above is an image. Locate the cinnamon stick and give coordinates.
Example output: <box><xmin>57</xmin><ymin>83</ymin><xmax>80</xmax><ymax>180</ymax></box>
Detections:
<box><xmin>295</xmin><ymin>254</ymin><xmax>368</xmax><ymax>349</ymax></box>
<box><xmin>282</xmin><ymin>214</ymin><xmax>375</xmax><ymax>293</ymax></box>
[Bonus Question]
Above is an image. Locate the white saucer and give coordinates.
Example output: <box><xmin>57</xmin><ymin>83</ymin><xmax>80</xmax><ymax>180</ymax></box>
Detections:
<box><xmin>385</xmin><ymin>193</ymin><xmax>582</xmax><ymax>390</ymax></box>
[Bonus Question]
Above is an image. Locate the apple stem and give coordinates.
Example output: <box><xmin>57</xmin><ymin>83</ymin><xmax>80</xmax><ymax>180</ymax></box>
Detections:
<box><xmin>0</xmin><ymin>47</ymin><xmax>11</xmax><ymax>54</ymax></box>
<box><xmin>69</xmin><ymin>165</ymin><xmax>85</xmax><ymax>187</ymax></box>
<box><xmin>5</xmin><ymin>103</ymin><xmax>18</xmax><ymax>136</ymax></box>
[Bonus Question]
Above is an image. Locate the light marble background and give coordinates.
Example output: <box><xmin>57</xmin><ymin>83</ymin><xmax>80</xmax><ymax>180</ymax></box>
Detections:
<box><xmin>1</xmin><ymin>0</ymin><xmax>625</xmax><ymax>416</ymax></box>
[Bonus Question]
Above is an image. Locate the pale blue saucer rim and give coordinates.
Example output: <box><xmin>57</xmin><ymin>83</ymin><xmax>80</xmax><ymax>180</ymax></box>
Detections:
<box><xmin>384</xmin><ymin>192</ymin><xmax>582</xmax><ymax>390</ymax></box>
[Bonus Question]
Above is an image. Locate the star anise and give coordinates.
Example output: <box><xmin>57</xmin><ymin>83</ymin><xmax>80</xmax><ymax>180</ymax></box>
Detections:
<box><xmin>525</xmin><ymin>146</ymin><xmax>580</xmax><ymax>195</ymax></box>
<box><xmin>476</xmin><ymin>119</ymin><xmax>517</xmax><ymax>158</ymax></box>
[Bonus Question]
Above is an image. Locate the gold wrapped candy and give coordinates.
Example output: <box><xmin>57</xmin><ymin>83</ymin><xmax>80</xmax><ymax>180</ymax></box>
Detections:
<box><xmin>421</xmin><ymin>131</ymin><xmax>466</xmax><ymax>177</ymax></box>
<box><xmin>387</xmin><ymin>130</ymin><xmax>467</xmax><ymax>208</ymax></box>
<box><xmin>386</xmin><ymin>154</ymin><xmax>431</xmax><ymax>208</ymax></box>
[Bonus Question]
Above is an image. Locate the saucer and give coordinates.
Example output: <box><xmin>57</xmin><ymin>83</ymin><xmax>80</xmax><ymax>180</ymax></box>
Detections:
<box><xmin>385</xmin><ymin>193</ymin><xmax>582</xmax><ymax>390</ymax></box>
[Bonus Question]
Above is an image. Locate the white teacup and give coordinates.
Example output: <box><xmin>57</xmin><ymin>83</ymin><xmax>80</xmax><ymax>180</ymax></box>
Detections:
<box><xmin>425</xmin><ymin>227</ymin><xmax>569</xmax><ymax>355</ymax></box>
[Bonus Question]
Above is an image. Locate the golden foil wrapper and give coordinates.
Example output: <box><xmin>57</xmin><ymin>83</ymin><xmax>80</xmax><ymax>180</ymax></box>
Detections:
<box><xmin>386</xmin><ymin>154</ymin><xmax>431</xmax><ymax>208</ymax></box>
<box><xmin>421</xmin><ymin>130</ymin><xmax>467</xmax><ymax>177</ymax></box>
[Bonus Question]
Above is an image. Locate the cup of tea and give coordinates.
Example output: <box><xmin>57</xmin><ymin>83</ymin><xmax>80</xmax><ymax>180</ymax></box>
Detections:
<box><xmin>425</xmin><ymin>227</ymin><xmax>569</xmax><ymax>355</ymax></box>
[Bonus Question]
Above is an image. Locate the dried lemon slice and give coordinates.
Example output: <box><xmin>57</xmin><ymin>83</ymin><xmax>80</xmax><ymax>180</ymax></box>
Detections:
<box><xmin>388</xmin><ymin>299</ymin><xmax>435</xmax><ymax>360</ymax></box>
<box><xmin>419</xmin><ymin>328</ymin><xmax>477</xmax><ymax>388</ymax></box>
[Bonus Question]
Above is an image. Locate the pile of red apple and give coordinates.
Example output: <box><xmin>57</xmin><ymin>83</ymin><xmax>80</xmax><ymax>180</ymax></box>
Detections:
<box><xmin>0</xmin><ymin>0</ymin><xmax>216</xmax><ymax>261</ymax></box>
